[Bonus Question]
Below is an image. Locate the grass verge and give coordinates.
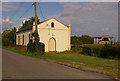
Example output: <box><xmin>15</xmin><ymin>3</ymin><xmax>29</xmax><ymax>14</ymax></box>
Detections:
<box><xmin>2</xmin><ymin>46</ymin><xmax>119</xmax><ymax>79</ymax></box>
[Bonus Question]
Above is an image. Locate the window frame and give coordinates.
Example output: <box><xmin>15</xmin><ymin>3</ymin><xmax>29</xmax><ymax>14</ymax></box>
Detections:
<box><xmin>51</xmin><ymin>22</ymin><xmax>54</xmax><ymax>28</ymax></box>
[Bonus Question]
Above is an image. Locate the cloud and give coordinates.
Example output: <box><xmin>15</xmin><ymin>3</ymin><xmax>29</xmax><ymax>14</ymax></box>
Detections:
<box><xmin>2</xmin><ymin>16</ymin><xmax>16</xmax><ymax>31</ymax></box>
<box><xmin>2</xmin><ymin>2</ymin><xmax>19</xmax><ymax>12</ymax></box>
<box><xmin>54</xmin><ymin>2</ymin><xmax>118</xmax><ymax>40</ymax></box>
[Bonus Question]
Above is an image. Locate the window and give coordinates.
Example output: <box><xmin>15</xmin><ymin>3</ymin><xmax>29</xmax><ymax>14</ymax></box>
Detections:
<box><xmin>51</xmin><ymin>22</ymin><xmax>54</xmax><ymax>27</ymax></box>
<box><xmin>29</xmin><ymin>33</ymin><xmax>31</xmax><ymax>43</ymax></box>
<box><xmin>23</xmin><ymin>35</ymin><xmax>24</xmax><ymax>45</ymax></box>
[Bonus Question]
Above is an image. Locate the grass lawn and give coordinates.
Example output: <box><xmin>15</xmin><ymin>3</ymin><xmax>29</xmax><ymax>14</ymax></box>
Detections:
<box><xmin>3</xmin><ymin>46</ymin><xmax>119</xmax><ymax>79</ymax></box>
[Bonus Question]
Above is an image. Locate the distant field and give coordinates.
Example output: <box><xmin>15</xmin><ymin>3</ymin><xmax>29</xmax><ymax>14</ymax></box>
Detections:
<box><xmin>3</xmin><ymin>46</ymin><xmax>119</xmax><ymax>79</ymax></box>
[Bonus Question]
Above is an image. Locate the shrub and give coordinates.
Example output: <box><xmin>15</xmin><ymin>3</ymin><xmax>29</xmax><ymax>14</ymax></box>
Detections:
<box><xmin>100</xmin><ymin>46</ymin><xmax>119</xmax><ymax>59</ymax></box>
<box><xmin>71</xmin><ymin>45</ymin><xmax>82</xmax><ymax>53</ymax></box>
<box><xmin>82</xmin><ymin>44</ymin><xmax>119</xmax><ymax>59</ymax></box>
<box><xmin>82</xmin><ymin>46</ymin><xmax>91</xmax><ymax>56</ymax></box>
<box><xmin>27</xmin><ymin>42</ymin><xmax>36</xmax><ymax>53</ymax></box>
<box><xmin>37</xmin><ymin>42</ymin><xmax>45</xmax><ymax>54</ymax></box>
<box><xmin>2</xmin><ymin>38</ymin><xmax>12</xmax><ymax>47</ymax></box>
<box><xmin>91</xmin><ymin>46</ymin><xmax>103</xmax><ymax>57</ymax></box>
<box><xmin>27</xmin><ymin>42</ymin><xmax>45</xmax><ymax>54</ymax></box>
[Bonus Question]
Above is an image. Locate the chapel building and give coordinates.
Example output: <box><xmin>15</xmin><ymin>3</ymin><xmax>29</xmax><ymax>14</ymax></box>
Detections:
<box><xmin>16</xmin><ymin>18</ymin><xmax>71</xmax><ymax>52</ymax></box>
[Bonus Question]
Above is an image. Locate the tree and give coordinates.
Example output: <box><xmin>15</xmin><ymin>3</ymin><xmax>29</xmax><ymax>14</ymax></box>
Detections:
<box><xmin>2</xmin><ymin>27</ymin><xmax>16</xmax><ymax>46</ymax></box>
<box><xmin>9</xmin><ymin>27</ymin><xmax>16</xmax><ymax>44</ymax></box>
<box><xmin>20</xmin><ymin>17</ymin><xmax>40</xmax><ymax>30</ymax></box>
<box><xmin>81</xmin><ymin>35</ymin><xmax>94</xmax><ymax>44</ymax></box>
<box><xmin>71</xmin><ymin>35</ymin><xmax>94</xmax><ymax>45</ymax></box>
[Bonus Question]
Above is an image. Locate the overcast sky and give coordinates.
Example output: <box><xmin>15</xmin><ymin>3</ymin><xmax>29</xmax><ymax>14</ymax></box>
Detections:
<box><xmin>1</xmin><ymin>2</ymin><xmax>119</xmax><ymax>41</ymax></box>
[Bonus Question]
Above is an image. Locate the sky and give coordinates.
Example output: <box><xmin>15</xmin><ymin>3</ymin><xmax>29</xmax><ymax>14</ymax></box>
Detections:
<box><xmin>1</xmin><ymin>1</ymin><xmax>119</xmax><ymax>41</ymax></box>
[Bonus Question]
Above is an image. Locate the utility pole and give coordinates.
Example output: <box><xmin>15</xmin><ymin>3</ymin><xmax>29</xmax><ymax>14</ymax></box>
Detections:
<box><xmin>34</xmin><ymin>0</ymin><xmax>38</xmax><ymax>31</ymax></box>
<box><xmin>34</xmin><ymin>0</ymin><xmax>39</xmax><ymax>54</ymax></box>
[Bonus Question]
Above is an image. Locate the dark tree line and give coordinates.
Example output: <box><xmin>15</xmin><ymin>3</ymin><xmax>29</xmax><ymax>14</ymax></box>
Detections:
<box><xmin>71</xmin><ymin>35</ymin><xmax>94</xmax><ymax>45</ymax></box>
<box><xmin>2</xmin><ymin>27</ymin><xmax>16</xmax><ymax>46</ymax></box>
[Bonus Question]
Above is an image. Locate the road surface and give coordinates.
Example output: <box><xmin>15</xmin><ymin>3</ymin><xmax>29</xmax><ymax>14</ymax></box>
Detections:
<box><xmin>2</xmin><ymin>49</ymin><xmax>111</xmax><ymax>79</ymax></box>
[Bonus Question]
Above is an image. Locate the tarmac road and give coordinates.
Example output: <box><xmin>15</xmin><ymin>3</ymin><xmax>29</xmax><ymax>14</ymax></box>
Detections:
<box><xmin>2</xmin><ymin>49</ymin><xmax>111</xmax><ymax>79</ymax></box>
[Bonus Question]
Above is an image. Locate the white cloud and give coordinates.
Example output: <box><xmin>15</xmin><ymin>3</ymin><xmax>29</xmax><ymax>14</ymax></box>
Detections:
<box><xmin>54</xmin><ymin>2</ymin><xmax>118</xmax><ymax>40</ymax></box>
<box><xmin>2</xmin><ymin>2</ymin><xmax>19</xmax><ymax>12</ymax></box>
<box><xmin>2</xmin><ymin>16</ymin><xmax>16</xmax><ymax>31</ymax></box>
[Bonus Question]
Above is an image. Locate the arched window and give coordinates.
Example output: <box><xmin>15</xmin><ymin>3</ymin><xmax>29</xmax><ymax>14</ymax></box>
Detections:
<box><xmin>23</xmin><ymin>35</ymin><xmax>24</xmax><ymax>45</ymax></box>
<box><xmin>18</xmin><ymin>36</ymin><xmax>20</xmax><ymax>44</ymax></box>
<box><xmin>29</xmin><ymin>33</ymin><xmax>31</xmax><ymax>43</ymax></box>
<box><xmin>51</xmin><ymin>22</ymin><xmax>54</xmax><ymax>27</ymax></box>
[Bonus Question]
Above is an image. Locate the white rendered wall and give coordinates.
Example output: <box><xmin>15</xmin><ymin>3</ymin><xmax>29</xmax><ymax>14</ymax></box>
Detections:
<box><xmin>16</xmin><ymin>30</ymin><xmax>32</xmax><ymax>46</ymax></box>
<box><xmin>38</xmin><ymin>18</ymin><xmax>70</xmax><ymax>52</ymax></box>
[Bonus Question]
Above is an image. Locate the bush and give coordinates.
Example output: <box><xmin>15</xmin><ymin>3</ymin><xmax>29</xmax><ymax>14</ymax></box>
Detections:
<box><xmin>91</xmin><ymin>46</ymin><xmax>103</xmax><ymax>57</ymax></box>
<box><xmin>37</xmin><ymin>42</ymin><xmax>45</xmax><ymax>54</ymax></box>
<box><xmin>2</xmin><ymin>38</ymin><xmax>12</xmax><ymax>47</ymax></box>
<box><xmin>71</xmin><ymin>45</ymin><xmax>82</xmax><ymax>53</ymax></box>
<box><xmin>82</xmin><ymin>46</ymin><xmax>91</xmax><ymax>56</ymax></box>
<box><xmin>27</xmin><ymin>42</ymin><xmax>36</xmax><ymax>53</ymax></box>
<box><xmin>100</xmin><ymin>46</ymin><xmax>119</xmax><ymax>59</ymax></box>
<box><xmin>82</xmin><ymin>44</ymin><xmax>119</xmax><ymax>59</ymax></box>
<box><xmin>27</xmin><ymin>42</ymin><xmax>45</xmax><ymax>54</ymax></box>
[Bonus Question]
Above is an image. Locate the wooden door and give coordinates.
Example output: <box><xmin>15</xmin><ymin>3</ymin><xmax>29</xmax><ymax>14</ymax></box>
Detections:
<box><xmin>49</xmin><ymin>38</ymin><xmax>56</xmax><ymax>51</ymax></box>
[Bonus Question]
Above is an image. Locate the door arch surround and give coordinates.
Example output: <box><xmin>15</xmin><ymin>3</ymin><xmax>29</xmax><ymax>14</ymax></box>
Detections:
<box><xmin>49</xmin><ymin>37</ymin><xmax>56</xmax><ymax>52</ymax></box>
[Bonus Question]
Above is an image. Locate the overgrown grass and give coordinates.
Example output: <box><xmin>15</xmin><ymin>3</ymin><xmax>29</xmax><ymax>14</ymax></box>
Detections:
<box><xmin>2</xmin><ymin>46</ymin><xmax>119</xmax><ymax>79</ymax></box>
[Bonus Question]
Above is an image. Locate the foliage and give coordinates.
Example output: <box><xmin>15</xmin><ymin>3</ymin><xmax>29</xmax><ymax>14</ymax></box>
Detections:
<box><xmin>2</xmin><ymin>27</ymin><xmax>16</xmax><ymax>46</ymax></box>
<box><xmin>100</xmin><ymin>45</ymin><xmax>119</xmax><ymax>59</ymax></box>
<box><xmin>27</xmin><ymin>42</ymin><xmax>36</xmax><ymax>53</ymax></box>
<box><xmin>27</xmin><ymin>42</ymin><xmax>45</xmax><ymax>54</ymax></box>
<box><xmin>71</xmin><ymin>35</ymin><xmax>94</xmax><ymax>45</ymax></box>
<box><xmin>9</xmin><ymin>27</ymin><xmax>16</xmax><ymax>44</ymax></box>
<box><xmin>32</xmin><ymin>30</ymin><xmax>39</xmax><ymax>52</ymax></box>
<box><xmin>37</xmin><ymin>42</ymin><xmax>45</xmax><ymax>54</ymax></box>
<box><xmin>32</xmin><ymin>30</ymin><xmax>39</xmax><ymax>43</ymax></box>
<box><xmin>2</xmin><ymin>37</ymin><xmax>11</xmax><ymax>46</ymax></box>
<box><xmin>71</xmin><ymin>45</ymin><xmax>82</xmax><ymax>53</ymax></box>
<box><xmin>82</xmin><ymin>46</ymin><xmax>92</xmax><ymax>56</ymax></box>
<box><xmin>27</xmin><ymin>30</ymin><xmax>45</xmax><ymax>54</ymax></box>
<box><xmin>19</xmin><ymin>17</ymin><xmax>40</xmax><ymax>30</ymax></box>
<box><xmin>82</xmin><ymin>44</ymin><xmax>119</xmax><ymax>59</ymax></box>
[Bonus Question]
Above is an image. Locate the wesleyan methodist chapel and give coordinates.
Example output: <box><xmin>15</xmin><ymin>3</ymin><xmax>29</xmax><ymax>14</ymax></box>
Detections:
<box><xmin>16</xmin><ymin>18</ymin><xmax>71</xmax><ymax>52</ymax></box>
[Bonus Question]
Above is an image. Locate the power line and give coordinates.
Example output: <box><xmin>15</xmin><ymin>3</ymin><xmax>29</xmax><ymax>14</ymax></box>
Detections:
<box><xmin>38</xmin><ymin>2</ymin><xmax>46</xmax><ymax>20</ymax></box>
<box><xmin>38</xmin><ymin>2</ymin><xmax>50</xmax><ymax>35</ymax></box>
<box><xmin>16</xmin><ymin>4</ymin><xmax>33</xmax><ymax>24</ymax></box>
<box><xmin>9</xmin><ymin>3</ymin><xmax>34</xmax><ymax>28</ymax></box>
<box><xmin>10</xmin><ymin>2</ymin><xmax>25</xmax><ymax>21</ymax></box>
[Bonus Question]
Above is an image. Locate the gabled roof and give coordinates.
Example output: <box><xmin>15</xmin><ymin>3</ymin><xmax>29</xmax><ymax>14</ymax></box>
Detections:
<box><xmin>39</xmin><ymin>17</ymin><xmax>68</xmax><ymax>27</ymax></box>
<box><xmin>16</xmin><ymin>24</ymin><xmax>33</xmax><ymax>33</ymax></box>
<box><xmin>16</xmin><ymin>17</ymin><xmax>68</xmax><ymax>33</ymax></box>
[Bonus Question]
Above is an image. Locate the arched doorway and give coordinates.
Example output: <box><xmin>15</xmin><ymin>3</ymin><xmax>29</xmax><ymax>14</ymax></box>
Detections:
<box><xmin>49</xmin><ymin>37</ymin><xmax>56</xmax><ymax>52</ymax></box>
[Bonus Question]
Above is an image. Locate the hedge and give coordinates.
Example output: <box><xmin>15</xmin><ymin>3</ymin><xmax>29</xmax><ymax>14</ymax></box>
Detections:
<box><xmin>27</xmin><ymin>42</ymin><xmax>45</xmax><ymax>54</ymax></box>
<box><xmin>37</xmin><ymin>42</ymin><xmax>45</xmax><ymax>54</ymax></box>
<box><xmin>82</xmin><ymin>45</ymin><xmax>119</xmax><ymax>59</ymax></box>
<box><xmin>27</xmin><ymin>42</ymin><xmax>36</xmax><ymax>53</ymax></box>
<box><xmin>2</xmin><ymin>38</ymin><xmax>11</xmax><ymax>47</ymax></box>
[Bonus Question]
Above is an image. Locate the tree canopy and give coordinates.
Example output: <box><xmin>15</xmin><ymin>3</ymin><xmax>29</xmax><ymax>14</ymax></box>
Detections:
<box><xmin>2</xmin><ymin>27</ymin><xmax>16</xmax><ymax>46</ymax></box>
<box><xmin>19</xmin><ymin>17</ymin><xmax>40</xmax><ymax>30</ymax></box>
<box><xmin>71</xmin><ymin>35</ymin><xmax>94</xmax><ymax>45</ymax></box>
